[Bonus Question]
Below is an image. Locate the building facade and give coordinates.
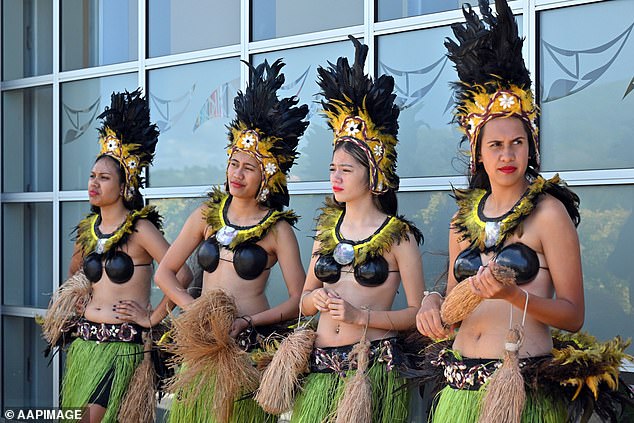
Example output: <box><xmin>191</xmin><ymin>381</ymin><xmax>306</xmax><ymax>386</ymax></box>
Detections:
<box><xmin>1</xmin><ymin>0</ymin><xmax>633</xmax><ymax>413</ymax></box>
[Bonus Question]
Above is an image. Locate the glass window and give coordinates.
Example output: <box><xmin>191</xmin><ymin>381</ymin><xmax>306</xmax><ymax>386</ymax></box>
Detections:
<box><xmin>575</xmin><ymin>185</ymin><xmax>634</xmax><ymax>352</ymax></box>
<box><xmin>147</xmin><ymin>58</ymin><xmax>240</xmax><ymax>187</ymax></box>
<box><xmin>2</xmin><ymin>203</ymin><xmax>53</xmax><ymax>308</ymax></box>
<box><xmin>539</xmin><ymin>0</ymin><xmax>634</xmax><ymax>171</ymax></box>
<box><xmin>395</xmin><ymin>190</ymin><xmax>455</xmax><ymax>306</ymax></box>
<box><xmin>61</xmin><ymin>0</ymin><xmax>138</xmax><ymax>71</ymax></box>
<box><xmin>252</xmin><ymin>0</ymin><xmax>363</xmax><ymax>42</ymax></box>
<box><xmin>2</xmin><ymin>86</ymin><xmax>53</xmax><ymax>193</ymax></box>
<box><xmin>150</xmin><ymin>198</ymin><xmax>205</xmax><ymax>243</ymax></box>
<box><xmin>253</xmin><ymin>40</ymin><xmax>355</xmax><ymax>182</ymax></box>
<box><xmin>377</xmin><ymin>28</ymin><xmax>462</xmax><ymax>178</ymax></box>
<box><xmin>150</xmin><ymin>197</ymin><xmax>213</xmax><ymax>303</ymax></box>
<box><xmin>2</xmin><ymin>317</ymin><xmax>54</xmax><ymax>407</ymax></box>
<box><xmin>60</xmin><ymin>73</ymin><xmax>137</xmax><ymax>191</ymax></box>
<box><xmin>2</xmin><ymin>0</ymin><xmax>53</xmax><ymax>80</ymax></box>
<box><xmin>148</xmin><ymin>0</ymin><xmax>240</xmax><ymax>58</ymax></box>
<box><xmin>377</xmin><ymin>0</ymin><xmax>463</xmax><ymax>22</ymax></box>
<box><xmin>60</xmin><ymin>201</ymin><xmax>89</xmax><ymax>279</ymax></box>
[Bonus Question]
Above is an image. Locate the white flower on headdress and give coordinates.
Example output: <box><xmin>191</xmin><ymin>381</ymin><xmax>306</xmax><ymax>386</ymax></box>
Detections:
<box><xmin>498</xmin><ymin>93</ymin><xmax>516</xmax><ymax>109</ymax></box>
<box><xmin>259</xmin><ymin>188</ymin><xmax>269</xmax><ymax>201</ymax></box>
<box><xmin>265</xmin><ymin>162</ymin><xmax>277</xmax><ymax>175</ymax></box>
<box><xmin>373</xmin><ymin>145</ymin><xmax>383</xmax><ymax>156</ymax></box>
<box><xmin>345</xmin><ymin>122</ymin><xmax>361</xmax><ymax>136</ymax></box>
<box><xmin>241</xmin><ymin>133</ymin><xmax>256</xmax><ymax>149</ymax></box>
<box><xmin>106</xmin><ymin>139</ymin><xmax>119</xmax><ymax>151</ymax></box>
<box><xmin>127</xmin><ymin>158</ymin><xmax>138</xmax><ymax>169</ymax></box>
<box><xmin>467</xmin><ymin>118</ymin><xmax>477</xmax><ymax>134</ymax></box>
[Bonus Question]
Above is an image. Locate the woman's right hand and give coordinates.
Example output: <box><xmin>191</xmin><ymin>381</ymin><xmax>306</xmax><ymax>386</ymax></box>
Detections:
<box><xmin>311</xmin><ymin>288</ymin><xmax>339</xmax><ymax>313</ymax></box>
<box><xmin>416</xmin><ymin>294</ymin><xmax>449</xmax><ymax>339</ymax></box>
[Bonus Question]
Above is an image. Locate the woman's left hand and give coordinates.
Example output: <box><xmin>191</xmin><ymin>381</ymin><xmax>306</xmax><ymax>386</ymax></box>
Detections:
<box><xmin>470</xmin><ymin>265</ymin><xmax>516</xmax><ymax>301</ymax></box>
<box><xmin>327</xmin><ymin>297</ymin><xmax>366</xmax><ymax>326</ymax></box>
<box><xmin>113</xmin><ymin>300</ymin><xmax>153</xmax><ymax>328</ymax></box>
<box><xmin>229</xmin><ymin>317</ymin><xmax>251</xmax><ymax>338</ymax></box>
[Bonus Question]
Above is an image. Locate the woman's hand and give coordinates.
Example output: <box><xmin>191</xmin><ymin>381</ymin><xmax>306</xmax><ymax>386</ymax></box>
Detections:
<box><xmin>229</xmin><ymin>316</ymin><xmax>251</xmax><ymax>338</ymax></box>
<box><xmin>311</xmin><ymin>288</ymin><xmax>339</xmax><ymax>313</ymax></box>
<box><xmin>470</xmin><ymin>265</ymin><xmax>517</xmax><ymax>301</ymax></box>
<box><xmin>326</xmin><ymin>296</ymin><xmax>366</xmax><ymax>326</ymax></box>
<box><xmin>113</xmin><ymin>300</ymin><xmax>152</xmax><ymax>328</ymax></box>
<box><xmin>416</xmin><ymin>294</ymin><xmax>448</xmax><ymax>339</ymax></box>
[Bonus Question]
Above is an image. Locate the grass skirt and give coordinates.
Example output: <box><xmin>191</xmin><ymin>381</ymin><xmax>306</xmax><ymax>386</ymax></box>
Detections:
<box><xmin>431</xmin><ymin>384</ymin><xmax>567</xmax><ymax>423</ymax></box>
<box><xmin>61</xmin><ymin>337</ymin><xmax>143</xmax><ymax>422</ymax></box>
<box><xmin>167</xmin><ymin>369</ymin><xmax>275</xmax><ymax>423</ymax></box>
<box><xmin>290</xmin><ymin>361</ymin><xmax>409</xmax><ymax>423</ymax></box>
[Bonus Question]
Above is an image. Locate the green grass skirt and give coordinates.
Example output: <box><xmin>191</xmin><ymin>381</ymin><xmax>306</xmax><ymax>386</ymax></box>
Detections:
<box><xmin>61</xmin><ymin>338</ymin><xmax>143</xmax><ymax>423</ymax></box>
<box><xmin>167</xmin><ymin>370</ymin><xmax>276</xmax><ymax>423</ymax></box>
<box><xmin>431</xmin><ymin>385</ymin><xmax>568</xmax><ymax>423</ymax></box>
<box><xmin>290</xmin><ymin>362</ymin><xmax>409</xmax><ymax>423</ymax></box>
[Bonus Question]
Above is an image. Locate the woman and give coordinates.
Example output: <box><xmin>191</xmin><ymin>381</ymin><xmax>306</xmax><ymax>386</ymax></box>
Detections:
<box><xmin>44</xmin><ymin>89</ymin><xmax>192</xmax><ymax>423</ymax></box>
<box><xmin>155</xmin><ymin>59</ymin><xmax>309</xmax><ymax>423</ymax></box>
<box><xmin>290</xmin><ymin>36</ymin><xmax>424</xmax><ymax>423</ymax></box>
<box><xmin>417</xmin><ymin>1</ymin><xmax>629</xmax><ymax>422</ymax></box>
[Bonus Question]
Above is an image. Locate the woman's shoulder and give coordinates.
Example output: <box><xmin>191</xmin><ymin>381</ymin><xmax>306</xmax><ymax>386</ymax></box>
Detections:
<box><xmin>532</xmin><ymin>192</ymin><xmax>577</xmax><ymax>232</ymax></box>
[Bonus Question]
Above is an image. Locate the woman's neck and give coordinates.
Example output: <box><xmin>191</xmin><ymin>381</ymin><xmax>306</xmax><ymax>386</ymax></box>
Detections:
<box><xmin>227</xmin><ymin>195</ymin><xmax>267</xmax><ymax>225</ymax></box>
<box><xmin>486</xmin><ymin>179</ymin><xmax>530</xmax><ymax>216</ymax></box>
<box><xmin>98</xmin><ymin>202</ymin><xmax>129</xmax><ymax>231</ymax></box>
<box><xmin>342</xmin><ymin>195</ymin><xmax>385</xmax><ymax>227</ymax></box>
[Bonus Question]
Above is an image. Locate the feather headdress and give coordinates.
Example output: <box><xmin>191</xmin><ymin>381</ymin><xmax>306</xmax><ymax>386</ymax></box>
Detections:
<box><xmin>317</xmin><ymin>35</ymin><xmax>400</xmax><ymax>194</ymax></box>
<box><xmin>227</xmin><ymin>59</ymin><xmax>309</xmax><ymax>209</ymax></box>
<box><xmin>97</xmin><ymin>89</ymin><xmax>159</xmax><ymax>201</ymax></box>
<box><xmin>446</xmin><ymin>0</ymin><xmax>539</xmax><ymax>173</ymax></box>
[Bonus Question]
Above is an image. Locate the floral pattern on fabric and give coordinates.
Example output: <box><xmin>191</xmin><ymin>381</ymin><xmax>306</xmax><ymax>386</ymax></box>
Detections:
<box><xmin>310</xmin><ymin>338</ymin><xmax>398</xmax><ymax>376</ymax></box>
<box><xmin>77</xmin><ymin>319</ymin><xmax>143</xmax><ymax>344</ymax></box>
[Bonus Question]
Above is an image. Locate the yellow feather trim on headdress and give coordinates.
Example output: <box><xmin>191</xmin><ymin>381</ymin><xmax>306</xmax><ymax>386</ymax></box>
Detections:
<box><xmin>98</xmin><ymin>127</ymin><xmax>144</xmax><ymax>201</ymax></box>
<box><xmin>325</xmin><ymin>98</ymin><xmax>398</xmax><ymax>194</ymax></box>
<box><xmin>451</xmin><ymin>174</ymin><xmax>559</xmax><ymax>252</ymax></box>
<box><xmin>228</xmin><ymin>126</ymin><xmax>287</xmax><ymax>202</ymax></box>
<box><xmin>202</xmin><ymin>186</ymin><xmax>299</xmax><ymax>251</ymax></box>
<box><xmin>455</xmin><ymin>82</ymin><xmax>539</xmax><ymax>173</ymax></box>
<box><xmin>314</xmin><ymin>205</ymin><xmax>420</xmax><ymax>266</ymax></box>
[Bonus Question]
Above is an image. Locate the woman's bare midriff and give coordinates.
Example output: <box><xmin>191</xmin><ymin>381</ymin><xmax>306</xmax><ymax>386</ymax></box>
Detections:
<box><xmin>453</xmin><ymin>291</ymin><xmax>553</xmax><ymax>358</ymax></box>
<box><xmin>83</xmin><ymin>266</ymin><xmax>152</xmax><ymax>324</ymax></box>
<box><xmin>315</xmin><ymin>268</ymin><xmax>401</xmax><ymax>348</ymax></box>
<box><xmin>201</xmin><ymin>250</ymin><xmax>275</xmax><ymax>317</ymax></box>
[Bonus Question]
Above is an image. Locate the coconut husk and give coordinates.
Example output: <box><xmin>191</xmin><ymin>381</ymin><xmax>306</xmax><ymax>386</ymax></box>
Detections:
<box><xmin>479</xmin><ymin>326</ymin><xmax>526</xmax><ymax>423</ymax></box>
<box><xmin>118</xmin><ymin>334</ymin><xmax>157</xmax><ymax>423</ymax></box>
<box><xmin>42</xmin><ymin>271</ymin><xmax>92</xmax><ymax>347</ymax></box>
<box><xmin>255</xmin><ymin>326</ymin><xmax>317</xmax><ymax>414</ymax></box>
<box><xmin>441</xmin><ymin>263</ymin><xmax>516</xmax><ymax>325</ymax></box>
<box><xmin>334</xmin><ymin>338</ymin><xmax>372</xmax><ymax>423</ymax></box>
<box><xmin>165</xmin><ymin>289</ymin><xmax>260</xmax><ymax>423</ymax></box>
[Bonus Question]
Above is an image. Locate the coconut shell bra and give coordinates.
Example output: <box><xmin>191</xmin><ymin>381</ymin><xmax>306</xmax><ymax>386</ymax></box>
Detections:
<box><xmin>313</xmin><ymin>205</ymin><xmax>422</xmax><ymax>287</ymax></box>
<box><xmin>76</xmin><ymin>206</ymin><xmax>162</xmax><ymax>284</ymax></box>
<box><xmin>451</xmin><ymin>176</ymin><xmax>559</xmax><ymax>285</ymax></box>
<box><xmin>196</xmin><ymin>187</ymin><xmax>298</xmax><ymax>280</ymax></box>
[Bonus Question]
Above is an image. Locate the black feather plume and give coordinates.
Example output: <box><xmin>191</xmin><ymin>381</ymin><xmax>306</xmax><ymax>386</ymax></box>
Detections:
<box><xmin>317</xmin><ymin>35</ymin><xmax>400</xmax><ymax>138</ymax></box>
<box><xmin>97</xmin><ymin>88</ymin><xmax>159</xmax><ymax>168</ymax></box>
<box><xmin>228</xmin><ymin>59</ymin><xmax>309</xmax><ymax>209</ymax></box>
<box><xmin>446</xmin><ymin>0</ymin><xmax>531</xmax><ymax>91</ymax></box>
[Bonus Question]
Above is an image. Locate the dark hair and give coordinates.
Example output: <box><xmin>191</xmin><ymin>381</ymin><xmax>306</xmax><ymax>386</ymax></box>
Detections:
<box><xmin>90</xmin><ymin>155</ymin><xmax>145</xmax><ymax>214</ymax></box>
<box><xmin>331</xmin><ymin>142</ymin><xmax>398</xmax><ymax>216</ymax></box>
<box><xmin>464</xmin><ymin>117</ymin><xmax>580</xmax><ymax>226</ymax></box>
